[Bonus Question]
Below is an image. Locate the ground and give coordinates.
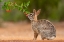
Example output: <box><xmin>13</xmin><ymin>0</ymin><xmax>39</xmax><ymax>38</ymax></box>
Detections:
<box><xmin>0</xmin><ymin>22</ymin><xmax>64</xmax><ymax>42</ymax></box>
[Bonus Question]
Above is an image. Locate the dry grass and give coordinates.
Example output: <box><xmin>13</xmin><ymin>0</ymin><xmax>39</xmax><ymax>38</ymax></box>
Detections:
<box><xmin>0</xmin><ymin>22</ymin><xmax>64</xmax><ymax>42</ymax></box>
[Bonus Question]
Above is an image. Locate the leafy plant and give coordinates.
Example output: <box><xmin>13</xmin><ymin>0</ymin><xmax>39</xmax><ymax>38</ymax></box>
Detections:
<box><xmin>2</xmin><ymin>0</ymin><xmax>30</xmax><ymax>13</ymax></box>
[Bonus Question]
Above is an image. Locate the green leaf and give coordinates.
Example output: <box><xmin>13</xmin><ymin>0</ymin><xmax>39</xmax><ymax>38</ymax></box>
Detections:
<box><xmin>17</xmin><ymin>6</ymin><xmax>22</xmax><ymax>11</ymax></box>
<box><xmin>23</xmin><ymin>9</ymin><xmax>26</xmax><ymax>12</ymax></box>
<box><xmin>2</xmin><ymin>2</ymin><xmax>9</xmax><ymax>9</ymax></box>
<box><xmin>26</xmin><ymin>1</ymin><xmax>30</xmax><ymax>6</ymax></box>
<box><xmin>20</xmin><ymin>3</ymin><xmax>23</xmax><ymax>8</ymax></box>
<box><xmin>23</xmin><ymin>1</ymin><xmax>30</xmax><ymax>9</ymax></box>
<box><xmin>24</xmin><ymin>3</ymin><xmax>27</xmax><ymax>8</ymax></box>
<box><xmin>14</xmin><ymin>3</ymin><xmax>18</xmax><ymax>7</ymax></box>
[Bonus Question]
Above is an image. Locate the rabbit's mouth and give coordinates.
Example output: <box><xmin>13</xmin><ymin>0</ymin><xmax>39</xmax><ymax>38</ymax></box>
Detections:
<box><xmin>27</xmin><ymin>16</ymin><xmax>34</xmax><ymax>21</ymax></box>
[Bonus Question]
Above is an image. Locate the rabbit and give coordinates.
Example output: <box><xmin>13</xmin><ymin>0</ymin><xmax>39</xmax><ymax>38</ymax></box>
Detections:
<box><xmin>24</xmin><ymin>9</ymin><xmax>56</xmax><ymax>40</ymax></box>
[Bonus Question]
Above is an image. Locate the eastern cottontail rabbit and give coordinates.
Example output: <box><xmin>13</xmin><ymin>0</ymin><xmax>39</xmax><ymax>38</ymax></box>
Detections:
<box><xmin>24</xmin><ymin>9</ymin><xmax>56</xmax><ymax>40</ymax></box>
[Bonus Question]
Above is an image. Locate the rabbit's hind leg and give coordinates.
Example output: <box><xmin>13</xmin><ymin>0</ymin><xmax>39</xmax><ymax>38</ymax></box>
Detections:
<box><xmin>41</xmin><ymin>34</ymin><xmax>45</xmax><ymax>40</ymax></box>
<box><xmin>33</xmin><ymin>32</ymin><xmax>38</xmax><ymax>40</ymax></box>
<box><xmin>41</xmin><ymin>37</ymin><xmax>45</xmax><ymax>40</ymax></box>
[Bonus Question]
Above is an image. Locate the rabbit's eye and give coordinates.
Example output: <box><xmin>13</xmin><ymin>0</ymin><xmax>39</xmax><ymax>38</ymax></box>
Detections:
<box><xmin>30</xmin><ymin>14</ymin><xmax>33</xmax><ymax>16</ymax></box>
<box><xmin>30</xmin><ymin>14</ymin><xmax>32</xmax><ymax>15</ymax></box>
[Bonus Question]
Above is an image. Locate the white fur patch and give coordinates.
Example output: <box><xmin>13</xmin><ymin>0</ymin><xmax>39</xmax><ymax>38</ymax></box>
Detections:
<box><xmin>47</xmin><ymin>36</ymin><xmax>55</xmax><ymax>40</ymax></box>
<box><xmin>50</xmin><ymin>36</ymin><xmax>55</xmax><ymax>39</ymax></box>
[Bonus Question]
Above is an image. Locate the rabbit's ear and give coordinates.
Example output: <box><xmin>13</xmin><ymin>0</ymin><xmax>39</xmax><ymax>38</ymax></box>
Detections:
<box><xmin>36</xmin><ymin>9</ymin><xmax>41</xmax><ymax>15</ymax></box>
<box><xmin>33</xmin><ymin>9</ymin><xmax>36</xmax><ymax>13</ymax></box>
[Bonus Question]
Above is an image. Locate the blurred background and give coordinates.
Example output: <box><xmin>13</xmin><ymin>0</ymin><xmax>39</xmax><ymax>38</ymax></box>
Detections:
<box><xmin>0</xmin><ymin>0</ymin><xmax>64</xmax><ymax>22</ymax></box>
<box><xmin>0</xmin><ymin>0</ymin><xmax>64</xmax><ymax>40</ymax></box>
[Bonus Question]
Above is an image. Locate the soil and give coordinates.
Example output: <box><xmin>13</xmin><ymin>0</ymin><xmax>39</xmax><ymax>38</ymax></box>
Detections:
<box><xmin>0</xmin><ymin>22</ymin><xmax>64</xmax><ymax>42</ymax></box>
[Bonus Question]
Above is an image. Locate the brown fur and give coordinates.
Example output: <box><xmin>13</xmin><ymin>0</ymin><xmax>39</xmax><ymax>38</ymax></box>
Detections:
<box><xmin>24</xmin><ymin>9</ymin><xmax>56</xmax><ymax>40</ymax></box>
